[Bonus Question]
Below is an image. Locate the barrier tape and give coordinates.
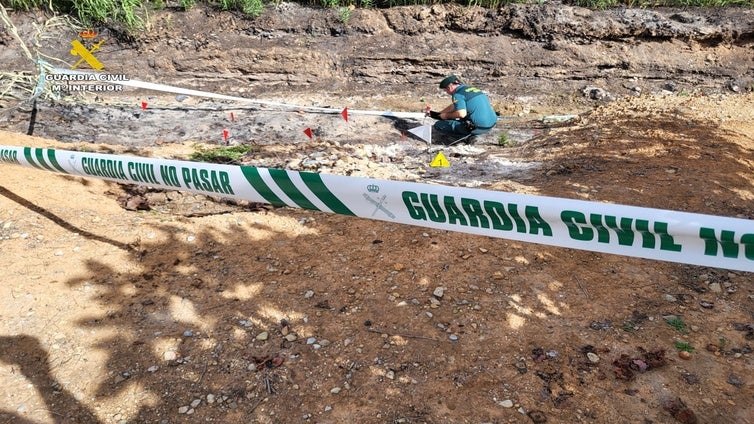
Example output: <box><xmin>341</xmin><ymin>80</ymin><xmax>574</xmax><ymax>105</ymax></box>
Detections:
<box><xmin>1</xmin><ymin>145</ymin><xmax>753</xmax><ymax>272</ymax></box>
<box><xmin>45</xmin><ymin>65</ymin><xmax>581</xmax><ymax>123</ymax></box>
<box><xmin>46</xmin><ymin>65</ymin><xmax>427</xmax><ymax>120</ymax></box>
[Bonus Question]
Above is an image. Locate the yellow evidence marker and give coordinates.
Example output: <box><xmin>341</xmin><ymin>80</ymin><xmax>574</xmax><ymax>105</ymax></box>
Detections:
<box><xmin>430</xmin><ymin>151</ymin><xmax>450</xmax><ymax>167</ymax></box>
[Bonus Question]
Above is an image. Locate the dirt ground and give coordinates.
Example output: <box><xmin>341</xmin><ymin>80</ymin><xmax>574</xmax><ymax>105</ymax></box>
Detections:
<box><xmin>1</xmin><ymin>2</ymin><xmax>754</xmax><ymax>424</ymax></box>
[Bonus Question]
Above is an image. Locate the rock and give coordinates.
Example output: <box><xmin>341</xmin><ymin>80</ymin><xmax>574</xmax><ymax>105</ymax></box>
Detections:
<box><xmin>663</xmin><ymin>294</ymin><xmax>677</xmax><ymax>302</ymax></box>
<box><xmin>527</xmin><ymin>410</ymin><xmax>548</xmax><ymax>423</ymax></box>
<box><xmin>498</xmin><ymin>399</ymin><xmax>514</xmax><ymax>408</ymax></box>
<box><xmin>662</xmin><ymin>398</ymin><xmax>697</xmax><ymax>424</ymax></box>
<box><xmin>256</xmin><ymin>331</ymin><xmax>269</xmax><ymax>341</ymax></box>
<box><xmin>587</xmin><ymin>352</ymin><xmax>600</xmax><ymax>363</ymax></box>
<box><xmin>433</xmin><ymin>287</ymin><xmax>445</xmax><ymax>298</ymax></box>
<box><xmin>727</xmin><ymin>374</ymin><xmax>744</xmax><ymax>388</ymax></box>
<box><xmin>582</xmin><ymin>85</ymin><xmax>612</xmax><ymax>101</ymax></box>
<box><xmin>670</xmin><ymin>12</ymin><xmax>696</xmax><ymax>24</ymax></box>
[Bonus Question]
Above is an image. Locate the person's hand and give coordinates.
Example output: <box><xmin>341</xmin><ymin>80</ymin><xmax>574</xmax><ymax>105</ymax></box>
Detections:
<box><xmin>428</xmin><ymin>110</ymin><xmax>442</xmax><ymax>120</ymax></box>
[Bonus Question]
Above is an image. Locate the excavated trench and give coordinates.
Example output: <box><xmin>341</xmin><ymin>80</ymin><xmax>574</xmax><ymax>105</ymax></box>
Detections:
<box><xmin>1</xmin><ymin>3</ymin><xmax>753</xmax><ymax>162</ymax></box>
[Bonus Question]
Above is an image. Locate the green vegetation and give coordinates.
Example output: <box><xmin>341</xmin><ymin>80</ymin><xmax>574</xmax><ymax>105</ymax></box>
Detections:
<box><xmin>497</xmin><ymin>132</ymin><xmax>514</xmax><ymax>147</ymax></box>
<box><xmin>179</xmin><ymin>0</ymin><xmax>195</xmax><ymax>10</ymax></box>
<box><xmin>337</xmin><ymin>5</ymin><xmax>352</xmax><ymax>22</ymax></box>
<box><xmin>673</xmin><ymin>341</ymin><xmax>694</xmax><ymax>352</ymax></box>
<box><xmin>1</xmin><ymin>0</ymin><xmax>752</xmax><ymax>34</ymax></box>
<box><xmin>571</xmin><ymin>0</ymin><xmax>752</xmax><ymax>8</ymax></box>
<box><xmin>666</xmin><ymin>316</ymin><xmax>690</xmax><ymax>334</ymax></box>
<box><xmin>190</xmin><ymin>144</ymin><xmax>256</xmax><ymax>164</ymax></box>
<box><xmin>621</xmin><ymin>321</ymin><xmax>638</xmax><ymax>332</ymax></box>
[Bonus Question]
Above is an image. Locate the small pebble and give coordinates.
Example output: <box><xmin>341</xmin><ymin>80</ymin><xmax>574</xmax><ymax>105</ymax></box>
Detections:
<box><xmin>499</xmin><ymin>399</ymin><xmax>514</xmax><ymax>408</ymax></box>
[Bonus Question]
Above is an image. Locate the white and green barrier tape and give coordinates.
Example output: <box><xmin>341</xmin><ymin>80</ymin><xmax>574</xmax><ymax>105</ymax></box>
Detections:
<box><xmin>1</xmin><ymin>145</ymin><xmax>753</xmax><ymax>272</ymax></box>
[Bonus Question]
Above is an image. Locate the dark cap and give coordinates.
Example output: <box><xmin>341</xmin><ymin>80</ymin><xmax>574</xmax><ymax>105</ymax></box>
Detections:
<box><xmin>439</xmin><ymin>75</ymin><xmax>458</xmax><ymax>89</ymax></box>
